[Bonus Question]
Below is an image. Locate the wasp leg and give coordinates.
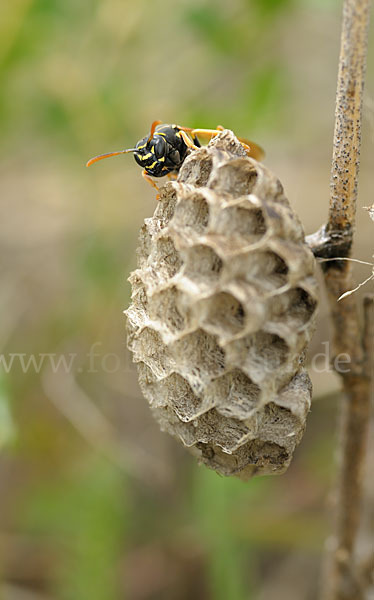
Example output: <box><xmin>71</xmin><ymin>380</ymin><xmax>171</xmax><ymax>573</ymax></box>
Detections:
<box><xmin>177</xmin><ymin>126</ymin><xmax>195</xmax><ymax>133</ymax></box>
<box><xmin>167</xmin><ymin>172</ymin><xmax>178</xmax><ymax>181</ymax></box>
<box><xmin>175</xmin><ymin>126</ymin><xmax>201</xmax><ymax>148</ymax></box>
<box><xmin>178</xmin><ymin>130</ymin><xmax>200</xmax><ymax>150</ymax></box>
<box><xmin>142</xmin><ymin>170</ymin><xmax>159</xmax><ymax>190</ymax></box>
<box><xmin>191</xmin><ymin>127</ymin><xmax>265</xmax><ymax>161</ymax></box>
<box><xmin>190</xmin><ymin>128</ymin><xmax>221</xmax><ymax>139</ymax></box>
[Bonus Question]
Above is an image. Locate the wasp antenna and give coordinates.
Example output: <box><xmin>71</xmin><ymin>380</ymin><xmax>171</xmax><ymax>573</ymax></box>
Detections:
<box><xmin>147</xmin><ymin>120</ymin><xmax>162</xmax><ymax>142</ymax></box>
<box><xmin>86</xmin><ymin>149</ymin><xmax>138</xmax><ymax>167</ymax></box>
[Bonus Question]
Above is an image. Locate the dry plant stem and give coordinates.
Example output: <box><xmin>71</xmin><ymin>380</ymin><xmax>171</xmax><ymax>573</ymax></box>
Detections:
<box><xmin>320</xmin><ymin>1</ymin><xmax>372</xmax><ymax>599</ymax></box>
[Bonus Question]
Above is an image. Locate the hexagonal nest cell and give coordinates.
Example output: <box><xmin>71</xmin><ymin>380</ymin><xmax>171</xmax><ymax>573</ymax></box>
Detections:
<box><xmin>178</xmin><ymin>150</ymin><xmax>213</xmax><ymax>187</ymax></box>
<box><xmin>160</xmin><ymin>372</ymin><xmax>204</xmax><ymax>423</ymax></box>
<box><xmin>245</xmin><ymin>250</ymin><xmax>289</xmax><ymax>288</ymax></box>
<box><xmin>199</xmin><ymin>292</ymin><xmax>246</xmax><ymax>340</ymax></box>
<box><xmin>148</xmin><ymin>286</ymin><xmax>186</xmax><ymax>336</ymax></box>
<box><xmin>170</xmin><ymin>329</ymin><xmax>226</xmax><ymax>392</ymax></box>
<box><xmin>154</xmin><ymin>237</ymin><xmax>182</xmax><ymax>278</ymax></box>
<box><xmin>171</xmin><ymin>192</ymin><xmax>210</xmax><ymax>234</ymax></box>
<box><xmin>126</xmin><ymin>129</ymin><xmax>318</xmax><ymax>479</ymax></box>
<box><xmin>209</xmin><ymin>159</ymin><xmax>259</xmax><ymax>197</ymax></box>
<box><xmin>207</xmin><ymin>369</ymin><xmax>262</xmax><ymax>420</ymax></box>
<box><xmin>214</xmin><ymin>205</ymin><xmax>266</xmax><ymax>241</ymax></box>
<box><xmin>269</xmin><ymin>286</ymin><xmax>317</xmax><ymax>330</ymax></box>
<box><xmin>182</xmin><ymin>245</ymin><xmax>223</xmax><ymax>285</ymax></box>
<box><xmin>234</xmin><ymin>331</ymin><xmax>290</xmax><ymax>372</ymax></box>
<box><xmin>144</xmin><ymin>236</ymin><xmax>183</xmax><ymax>290</ymax></box>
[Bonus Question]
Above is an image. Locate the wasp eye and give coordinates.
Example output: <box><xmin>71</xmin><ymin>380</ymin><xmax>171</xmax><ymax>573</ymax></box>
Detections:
<box><xmin>154</xmin><ymin>138</ymin><xmax>166</xmax><ymax>159</ymax></box>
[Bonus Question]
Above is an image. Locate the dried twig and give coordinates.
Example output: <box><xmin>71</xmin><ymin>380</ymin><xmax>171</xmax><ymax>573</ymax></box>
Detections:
<box><xmin>317</xmin><ymin>257</ymin><xmax>374</xmax><ymax>301</ymax></box>
<box><xmin>313</xmin><ymin>1</ymin><xmax>372</xmax><ymax>599</ymax></box>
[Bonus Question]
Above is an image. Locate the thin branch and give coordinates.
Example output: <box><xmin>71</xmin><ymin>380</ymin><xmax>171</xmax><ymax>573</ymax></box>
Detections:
<box><xmin>319</xmin><ymin>1</ymin><xmax>372</xmax><ymax>600</ymax></box>
<box><xmin>338</xmin><ymin>273</ymin><xmax>373</xmax><ymax>301</ymax></box>
<box><xmin>318</xmin><ymin>258</ymin><xmax>374</xmax><ymax>266</ymax></box>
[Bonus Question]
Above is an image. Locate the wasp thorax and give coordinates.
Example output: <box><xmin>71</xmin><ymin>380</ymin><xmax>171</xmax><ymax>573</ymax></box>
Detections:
<box><xmin>126</xmin><ymin>129</ymin><xmax>318</xmax><ymax>479</ymax></box>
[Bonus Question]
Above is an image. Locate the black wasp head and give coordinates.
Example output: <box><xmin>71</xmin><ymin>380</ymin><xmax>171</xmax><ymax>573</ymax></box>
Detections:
<box><xmin>133</xmin><ymin>132</ymin><xmax>167</xmax><ymax>172</ymax></box>
<box><xmin>86</xmin><ymin>121</ymin><xmax>179</xmax><ymax>177</ymax></box>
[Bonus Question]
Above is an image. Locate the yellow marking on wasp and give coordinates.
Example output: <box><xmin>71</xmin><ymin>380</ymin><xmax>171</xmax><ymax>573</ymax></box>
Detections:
<box><xmin>147</xmin><ymin>161</ymin><xmax>157</xmax><ymax>169</ymax></box>
<box><xmin>136</xmin><ymin>143</ymin><xmax>147</xmax><ymax>150</ymax></box>
<box><xmin>151</xmin><ymin>146</ymin><xmax>155</xmax><ymax>153</ymax></box>
<box><xmin>158</xmin><ymin>157</ymin><xmax>165</xmax><ymax>162</ymax></box>
<box><xmin>143</xmin><ymin>152</ymin><xmax>152</xmax><ymax>159</ymax></box>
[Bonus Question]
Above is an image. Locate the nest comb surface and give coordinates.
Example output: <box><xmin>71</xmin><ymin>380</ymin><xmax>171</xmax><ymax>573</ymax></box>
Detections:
<box><xmin>126</xmin><ymin>130</ymin><xmax>318</xmax><ymax>479</ymax></box>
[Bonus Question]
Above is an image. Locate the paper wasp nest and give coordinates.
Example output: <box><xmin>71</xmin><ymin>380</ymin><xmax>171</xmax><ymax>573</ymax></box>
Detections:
<box><xmin>126</xmin><ymin>130</ymin><xmax>318</xmax><ymax>479</ymax></box>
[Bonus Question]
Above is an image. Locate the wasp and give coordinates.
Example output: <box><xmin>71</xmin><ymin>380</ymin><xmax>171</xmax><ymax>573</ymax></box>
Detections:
<box><xmin>86</xmin><ymin>120</ymin><xmax>264</xmax><ymax>190</ymax></box>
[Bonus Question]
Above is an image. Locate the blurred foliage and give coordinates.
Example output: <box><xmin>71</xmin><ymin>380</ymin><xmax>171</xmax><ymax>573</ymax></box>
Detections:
<box><xmin>20</xmin><ymin>457</ymin><xmax>126</xmax><ymax>600</ymax></box>
<box><xmin>0</xmin><ymin>0</ymin><xmax>372</xmax><ymax>599</ymax></box>
<box><xmin>0</xmin><ymin>374</ymin><xmax>16</xmax><ymax>448</ymax></box>
<box><xmin>191</xmin><ymin>468</ymin><xmax>259</xmax><ymax>600</ymax></box>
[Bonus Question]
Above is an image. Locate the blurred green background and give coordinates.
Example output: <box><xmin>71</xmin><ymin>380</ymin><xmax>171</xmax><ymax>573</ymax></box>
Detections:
<box><xmin>1</xmin><ymin>1</ymin><xmax>373</xmax><ymax>599</ymax></box>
